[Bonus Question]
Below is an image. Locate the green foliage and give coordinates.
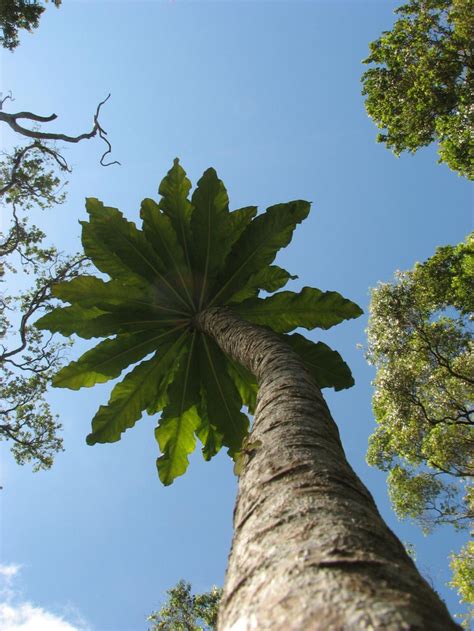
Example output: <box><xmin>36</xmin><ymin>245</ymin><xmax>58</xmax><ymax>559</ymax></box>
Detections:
<box><xmin>147</xmin><ymin>580</ymin><xmax>222</xmax><ymax>631</ymax></box>
<box><xmin>232</xmin><ymin>287</ymin><xmax>363</xmax><ymax>333</ymax></box>
<box><xmin>0</xmin><ymin>137</ymin><xmax>85</xmax><ymax>470</ymax></box>
<box><xmin>361</xmin><ymin>0</ymin><xmax>474</xmax><ymax>179</ymax></box>
<box><xmin>450</xmin><ymin>540</ymin><xmax>474</xmax><ymax>628</ymax></box>
<box><xmin>0</xmin><ymin>0</ymin><xmax>61</xmax><ymax>51</ymax></box>
<box><xmin>1</xmin><ymin>91</ymin><xmax>117</xmax><ymax>473</ymax></box>
<box><xmin>0</xmin><ymin>250</ymin><xmax>85</xmax><ymax>470</ymax></box>
<box><xmin>366</xmin><ymin>233</ymin><xmax>473</xmax><ymax>618</ymax></box>
<box><xmin>37</xmin><ymin>159</ymin><xmax>361</xmax><ymax>484</ymax></box>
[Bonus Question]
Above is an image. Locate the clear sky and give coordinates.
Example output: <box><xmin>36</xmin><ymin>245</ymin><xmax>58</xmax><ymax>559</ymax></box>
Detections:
<box><xmin>1</xmin><ymin>1</ymin><xmax>472</xmax><ymax>630</ymax></box>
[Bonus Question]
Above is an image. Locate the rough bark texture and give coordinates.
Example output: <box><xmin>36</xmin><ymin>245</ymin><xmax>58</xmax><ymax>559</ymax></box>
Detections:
<box><xmin>196</xmin><ymin>307</ymin><xmax>460</xmax><ymax>631</ymax></box>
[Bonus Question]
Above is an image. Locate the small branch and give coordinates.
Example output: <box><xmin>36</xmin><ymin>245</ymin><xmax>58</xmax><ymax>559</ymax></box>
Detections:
<box><xmin>0</xmin><ymin>92</ymin><xmax>13</xmax><ymax>109</ymax></box>
<box><xmin>0</xmin><ymin>205</ymin><xmax>23</xmax><ymax>256</ymax></box>
<box><xmin>93</xmin><ymin>95</ymin><xmax>121</xmax><ymax>167</ymax></box>
<box><xmin>0</xmin><ymin>256</ymin><xmax>86</xmax><ymax>362</ymax></box>
<box><xmin>411</xmin><ymin>318</ymin><xmax>474</xmax><ymax>386</ymax></box>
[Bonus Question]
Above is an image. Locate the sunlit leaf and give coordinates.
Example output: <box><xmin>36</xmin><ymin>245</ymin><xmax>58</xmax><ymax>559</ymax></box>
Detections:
<box><xmin>52</xmin><ymin>275</ymin><xmax>153</xmax><ymax>310</ymax></box>
<box><xmin>233</xmin><ymin>286</ymin><xmax>363</xmax><ymax>332</ymax></box>
<box><xmin>35</xmin><ymin>305</ymin><xmax>110</xmax><ymax>339</ymax></box>
<box><xmin>81</xmin><ymin>203</ymin><xmax>145</xmax><ymax>286</ymax></box>
<box><xmin>155</xmin><ymin>334</ymin><xmax>201</xmax><ymax>485</ymax></box>
<box><xmin>158</xmin><ymin>158</ymin><xmax>193</xmax><ymax>264</ymax></box>
<box><xmin>229</xmin><ymin>265</ymin><xmax>297</xmax><ymax>303</ymax></box>
<box><xmin>87</xmin><ymin>335</ymin><xmax>185</xmax><ymax>446</ymax></box>
<box><xmin>53</xmin><ymin>329</ymin><xmax>181</xmax><ymax>390</ymax></box>
<box><xmin>211</xmin><ymin>200</ymin><xmax>310</xmax><ymax>306</ymax></box>
<box><xmin>190</xmin><ymin>168</ymin><xmax>234</xmax><ymax>309</ymax></box>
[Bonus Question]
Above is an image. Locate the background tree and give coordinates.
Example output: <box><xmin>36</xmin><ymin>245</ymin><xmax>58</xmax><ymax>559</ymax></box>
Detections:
<box><xmin>361</xmin><ymin>0</ymin><xmax>474</xmax><ymax>179</ymax></box>
<box><xmin>450</xmin><ymin>541</ymin><xmax>474</xmax><ymax>628</ymax></box>
<box><xmin>0</xmin><ymin>93</ymin><xmax>118</xmax><ymax>470</ymax></box>
<box><xmin>0</xmin><ymin>0</ymin><xmax>62</xmax><ymax>51</ymax></box>
<box><xmin>147</xmin><ymin>580</ymin><xmax>221</xmax><ymax>631</ymax></box>
<box><xmin>36</xmin><ymin>159</ymin><xmax>460</xmax><ymax>629</ymax></box>
<box><xmin>366</xmin><ymin>233</ymin><xmax>473</xmax><ymax>626</ymax></box>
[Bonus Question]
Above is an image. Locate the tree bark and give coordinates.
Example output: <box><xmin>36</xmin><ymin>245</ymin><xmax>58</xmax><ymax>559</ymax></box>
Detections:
<box><xmin>196</xmin><ymin>307</ymin><xmax>460</xmax><ymax>631</ymax></box>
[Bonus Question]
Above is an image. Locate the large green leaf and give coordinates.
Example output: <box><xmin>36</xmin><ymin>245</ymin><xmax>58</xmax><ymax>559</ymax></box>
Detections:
<box><xmin>210</xmin><ymin>200</ymin><xmax>310</xmax><ymax>306</ymax></box>
<box><xmin>37</xmin><ymin>301</ymin><xmax>188</xmax><ymax>339</ymax></box>
<box><xmin>52</xmin><ymin>276</ymin><xmax>153</xmax><ymax>310</ymax></box>
<box><xmin>140</xmin><ymin>198</ymin><xmax>194</xmax><ymax>309</ymax></box>
<box><xmin>88</xmin><ymin>310</ymin><xmax>189</xmax><ymax>334</ymax></box>
<box><xmin>190</xmin><ymin>168</ymin><xmax>236</xmax><ymax>309</ymax></box>
<box><xmin>155</xmin><ymin>333</ymin><xmax>201</xmax><ymax>485</ymax></box>
<box><xmin>284</xmin><ymin>333</ymin><xmax>354</xmax><ymax>391</ymax></box>
<box><xmin>87</xmin><ymin>335</ymin><xmax>186</xmax><ymax>446</ymax></box>
<box><xmin>156</xmin><ymin>406</ymin><xmax>200</xmax><ymax>486</ymax></box>
<box><xmin>195</xmin><ymin>410</ymin><xmax>224</xmax><ymax>462</ymax></box>
<box><xmin>84</xmin><ymin>198</ymin><xmax>189</xmax><ymax>311</ymax></box>
<box><xmin>54</xmin><ymin>276</ymin><xmax>191</xmax><ymax>325</ymax></box>
<box><xmin>198</xmin><ymin>335</ymin><xmax>249</xmax><ymax>457</ymax></box>
<box><xmin>53</xmin><ymin>328</ymin><xmax>181</xmax><ymax>390</ymax></box>
<box><xmin>81</xmin><ymin>204</ymin><xmax>146</xmax><ymax>286</ymax></box>
<box><xmin>229</xmin><ymin>265</ymin><xmax>297</xmax><ymax>303</ymax></box>
<box><xmin>35</xmin><ymin>305</ymin><xmax>110</xmax><ymax>339</ymax></box>
<box><xmin>232</xmin><ymin>286</ymin><xmax>363</xmax><ymax>332</ymax></box>
<box><xmin>158</xmin><ymin>158</ymin><xmax>193</xmax><ymax>266</ymax></box>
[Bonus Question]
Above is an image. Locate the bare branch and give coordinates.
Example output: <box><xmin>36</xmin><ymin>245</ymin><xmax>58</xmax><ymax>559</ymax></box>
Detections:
<box><xmin>0</xmin><ymin>92</ymin><xmax>13</xmax><ymax>109</ymax></box>
<box><xmin>0</xmin><ymin>94</ymin><xmax>119</xmax><ymax>167</ymax></box>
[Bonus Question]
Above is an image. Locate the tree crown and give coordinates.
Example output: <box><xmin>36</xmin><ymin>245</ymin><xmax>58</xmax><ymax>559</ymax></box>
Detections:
<box><xmin>361</xmin><ymin>0</ymin><xmax>474</xmax><ymax>179</ymax></box>
<box><xmin>36</xmin><ymin>159</ymin><xmax>362</xmax><ymax>484</ymax></box>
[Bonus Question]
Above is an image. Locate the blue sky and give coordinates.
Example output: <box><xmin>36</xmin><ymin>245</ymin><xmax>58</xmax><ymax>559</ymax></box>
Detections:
<box><xmin>1</xmin><ymin>1</ymin><xmax>472</xmax><ymax>629</ymax></box>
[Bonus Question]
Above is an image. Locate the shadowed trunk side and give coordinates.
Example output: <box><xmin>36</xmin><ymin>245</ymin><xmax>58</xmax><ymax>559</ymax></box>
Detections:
<box><xmin>197</xmin><ymin>307</ymin><xmax>460</xmax><ymax>631</ymax></box>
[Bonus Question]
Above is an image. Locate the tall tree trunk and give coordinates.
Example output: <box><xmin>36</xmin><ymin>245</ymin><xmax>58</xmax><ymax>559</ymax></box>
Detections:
<box><xmin>196</xmin><ymin>307</ymin><xmax>460</xmax><ymax>631</ymax></box>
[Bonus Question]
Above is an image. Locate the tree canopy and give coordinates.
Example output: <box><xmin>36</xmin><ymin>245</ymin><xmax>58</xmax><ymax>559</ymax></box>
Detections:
<box><xmin>0</xmin><ymin>94</ymin><xmax>117</xmax><ymax>471</ymax></box>
<box><xmin>147</xmin><ymin>580</ymin><xmax>221</xmax><ymax>631</ymax></box>
<box><xmin>361</xmin><ymin>0</ymin><xmax>474</xmax><ymax>179</ymax></box>
<box><xmin>450</xmin><ymin>541</ymin><xmax>474</xmax><ymax>628</ymax></box>
<box><xmin>0</xmin><ymin>0</ymin><xmax>61</xmax><ymax>51</ymax></box>
<box><xmin>36</xmin><ymin>159</ymin><xmax>362</xmax><ymax>485</ymax></box>
<box><xmin>366</xmin><ymin>233</ymin><xmax>473</xmax><ymax>625</ymax></box>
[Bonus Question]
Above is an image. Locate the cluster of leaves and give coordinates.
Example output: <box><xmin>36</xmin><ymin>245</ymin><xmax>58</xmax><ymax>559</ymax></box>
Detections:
<box><xmin>0</xmin><ymin>255</ymin><xmax>87</xmax><ymax>470</ymax></box>
<box><xmin>450</xmin><ymin>540</ymin><xmax>474</xmax><ymax>628</ymax></box>
<box><xmin>0</xmin><ymin>148</ymin><xmax>86</xmax><ymax>469</ymax></box>
<box><xmin>0</xmin><ymin>0</ymin><xmax>61</xmax><ymax>51</ymax></box>
<box><xmin>147</xmin><ymin>580</ymin><xmax>222</xmax><ymax>631</ymax></box>
<box><xmin>36</xmin><ymin>159</ymin><xmax>362</xmax><ymax>485</ymax></box>
<box><xmin>366</xmin><ymin>233</ymin><xmax>473</xmax><ymax>622</ymax></box>
<box><xmin>362</xmin><ymin>0</ymin><xmax>474</xmax><ymax>179</ymax></box>
<box><xmin>0</xmin><ymin>83</ymin><xmax>117</xmax><ymax>473</ymax></box>
<box><xmin>366</xmin><ymin>232</ymin><xmax>473</xmax><ymax>526</ymax></box>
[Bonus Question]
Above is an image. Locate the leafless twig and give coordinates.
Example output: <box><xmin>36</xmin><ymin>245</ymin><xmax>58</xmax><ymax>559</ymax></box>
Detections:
<box><xmin>0</xmin><ymin>93</ymin><xmax>120</xmax><ymax>167</ymax></box>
